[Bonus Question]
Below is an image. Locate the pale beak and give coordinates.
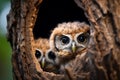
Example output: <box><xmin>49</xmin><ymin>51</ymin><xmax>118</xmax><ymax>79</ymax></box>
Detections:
<box><xmin>41</xmin><ymin>57</ymin><xmax>45</xmax><ymax>68</ymax></box>
<box><xmin>72</xmin><ymin>42</ymin><xmax>76</xmax><ymax>53</ymax></box>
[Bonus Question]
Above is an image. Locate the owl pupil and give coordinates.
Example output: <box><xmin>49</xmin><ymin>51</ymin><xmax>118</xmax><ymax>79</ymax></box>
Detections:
<box><xmin>77</xmin><ymin>34</ymin><xmax>86</xmax><ymax>42</ymax></box>
<box><xmin>48</xmin><ymin>51</ymin><xmax>56</xmax><ymax>60</ymax></box>
<box><xmin>60</xmin><ymin>36</ymin><xmax>70</xmax><ymax>44</ymax></box>
<box><xmin>35</xmin><ymin>50</ymin><xmax>41</xmax><ymax>58</ymax></box>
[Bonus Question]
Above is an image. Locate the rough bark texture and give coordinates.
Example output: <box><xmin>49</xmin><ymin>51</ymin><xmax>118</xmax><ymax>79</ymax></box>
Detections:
<box><xmin>74</xmin><ymin>0</ymin><xmax>120</xmax><ymax>80</ymax></box>
<box><xmin>7</xmin><ymin>0</ymin><xmax>120</xmax><ymax>80</ymax></box>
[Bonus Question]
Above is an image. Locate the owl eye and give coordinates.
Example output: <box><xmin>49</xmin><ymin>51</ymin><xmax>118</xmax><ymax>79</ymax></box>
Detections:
<box><xmin>47</xmin><ymin>51</ymin><xmax>56</xmax><ymax>60</ymax></box>
<box><xmin>77</xmin><ymin>33</ymin><xmax>87</xmax><ymax>43</ymax></box>
<box><xmin>35</xmin><ymin>49</ymin><xmax>42</xmax><ymax>59</ymax></box>
<box><xmin>60</xmin><ymin>36</ymin><xmax>70</xmax><ymax>45</ymax></box>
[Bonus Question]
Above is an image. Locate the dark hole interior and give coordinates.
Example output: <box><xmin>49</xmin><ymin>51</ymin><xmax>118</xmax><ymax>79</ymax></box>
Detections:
<box><xmin>33</xmin><ymin>0</ymin><xmax>89</xmax><ymax>39</ymax></box>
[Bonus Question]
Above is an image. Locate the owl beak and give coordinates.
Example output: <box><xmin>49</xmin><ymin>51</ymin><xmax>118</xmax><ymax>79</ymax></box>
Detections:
<box><xmin>72</xmin><ymin>42</ymin><xmax>76</xmax><ymax>53</ymax></box>
<box><xmin>41</xmin><ymin>57</ymin><xmax>45</xmax><ymax>68</ymax></box>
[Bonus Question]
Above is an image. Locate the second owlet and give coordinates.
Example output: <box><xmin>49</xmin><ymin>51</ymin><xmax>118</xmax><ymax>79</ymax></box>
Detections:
<box><xmin>34</xmin><ymin>38</ymin><xmax>59</xmax><ymax>73</ymax></box>
<box><xmin>48</xmin><ymin>21</ymin><xmax>90</xmax><ymax>66</ymax></box>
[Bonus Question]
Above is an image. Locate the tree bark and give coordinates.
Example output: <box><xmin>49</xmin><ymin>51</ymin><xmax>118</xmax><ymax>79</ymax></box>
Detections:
<box><xmin>7</xmin><ymin>0</ymin><xmax>120</xmax><ymax>80</ymax></box>
<box><xmin>74</xmin><ymin>0</ymin><xmax>120</xmax><ymax>80</ymax></box>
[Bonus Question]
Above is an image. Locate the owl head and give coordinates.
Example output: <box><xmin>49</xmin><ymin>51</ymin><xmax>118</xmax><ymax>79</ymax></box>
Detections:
<box><xmin>34</xmin><ymin>38</ymin><xmax>60</xmax><ymax>73</ymax></box>
<box><xmin>49</xmin><ymin>21</ymin><xmax>90</xmax><ymax>61</ymax></box>
<box><xmin>34</xmin><ymin>38</ymin><xmax>50</xmax><ymax>68</ymax></box>
<box><xmin>35</xmin><ymin>48</ymin><xmax>60</xmax><ymax>73</ymax></box>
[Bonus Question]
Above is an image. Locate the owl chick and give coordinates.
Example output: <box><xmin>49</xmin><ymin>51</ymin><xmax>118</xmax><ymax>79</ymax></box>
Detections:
<box><xmin>48</xmin><ymin>21</ymin><xmax>90</xmax><ymax>66</ymax></box>
<box><xmin>34</xmin><ymin>38</ymin><xmax>60</xmax><ymax>73</ymax></box>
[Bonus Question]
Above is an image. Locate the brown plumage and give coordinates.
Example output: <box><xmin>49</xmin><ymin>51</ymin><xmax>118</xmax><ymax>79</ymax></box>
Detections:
<box><xmin>34</xmin><ymin>38</ymin><xmax>59</xmax><ymax>73</ymax></box>
<box><xmin>48</xmin><ymin>21</ymin><xmax>90</xmax><ymax>66</ymax></box>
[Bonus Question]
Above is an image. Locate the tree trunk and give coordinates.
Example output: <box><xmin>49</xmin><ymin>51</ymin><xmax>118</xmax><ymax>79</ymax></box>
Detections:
<box><xmin>7</xmin><ymin>0</ymin><xmax>120</xmax><ymax>80</ymax></box>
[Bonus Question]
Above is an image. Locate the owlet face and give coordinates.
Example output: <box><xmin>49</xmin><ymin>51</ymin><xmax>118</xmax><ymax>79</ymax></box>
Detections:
<box><xmin>34</xmin><ymin>38</ymin><xmax>59</xmax><ymax>73</ymax></box>
<box><xmin>34</xmin><ymin>38</ymin><xmax>50</xmax><ymax>68</ymax></box>
<box><xmin>54</xmin><ymin>31</ymin><xmax>89</xmax><ymax>54</ymax></box>
<box><xmin>49</xmin><ymin>21</ymin><xmax>90</xmax><ymax>64</ymax></box>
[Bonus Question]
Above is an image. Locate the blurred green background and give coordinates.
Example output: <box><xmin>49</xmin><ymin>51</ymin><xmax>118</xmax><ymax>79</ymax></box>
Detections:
<box><xmin>0</xmin><ymin>0</ymin><xmax>13</xmax><ymax>80</ymax></box>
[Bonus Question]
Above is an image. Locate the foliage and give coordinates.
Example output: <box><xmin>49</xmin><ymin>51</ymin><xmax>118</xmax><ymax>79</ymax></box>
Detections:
<box><xmin>0</xmin><ymin>34</ymin><xmax>12</xmax><ymax>80</ymax></box>
<box><xmin>0</xmin><ymin>0</ymin><xmax>12</xmax><ymax>80</ymax></box>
